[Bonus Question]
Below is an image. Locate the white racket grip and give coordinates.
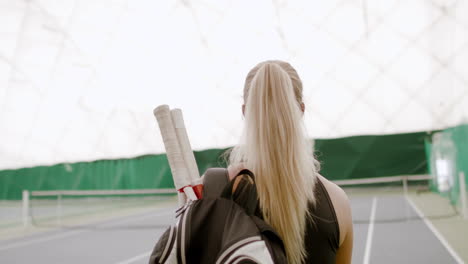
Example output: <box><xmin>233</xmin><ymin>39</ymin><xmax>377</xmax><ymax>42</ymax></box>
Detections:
<box><xmin>177</xmin><ymin>192</ymin><xmax>187</xmax><ymax>206</ymax></box>
<box><xmin>153</xmin><ymin>105</ymin><xmax>192</xmax><ymax>193</ymax></box>
<box><xmin>183</xmin><ymin>186</ymin><xmax>198</xmax><ymax>201</ymax></box>
<box><xmin>170</xmin><ymin>109</ymin><xmax>201</xmax><ymax>184</ymax></box>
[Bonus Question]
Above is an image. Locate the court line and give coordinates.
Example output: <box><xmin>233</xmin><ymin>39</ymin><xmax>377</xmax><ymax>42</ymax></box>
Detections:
<box><xmin>114</xmin><ymin>251</ymin><xmax>152</xmax><ymax>264</ymax></box>
<box><xmin>0</xmin><ymin>209</ymin><xmax>174</xmax><ymax>251</ymax></box>
<box><xmin>406</xmin><ymin>196</ymin><xmax>464</xmax><ymax>264</ymax></box>
<box><xmin>363</xmin><ymin>197</ymin><xmax>377</xmax><ymax>264</ymax></box>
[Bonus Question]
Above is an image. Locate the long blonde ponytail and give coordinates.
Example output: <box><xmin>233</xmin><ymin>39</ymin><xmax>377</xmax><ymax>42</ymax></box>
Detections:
<box><xmin>230</xmin><ymin>60</ymin><xmax>318</xmax><ymax>264</ymax></box>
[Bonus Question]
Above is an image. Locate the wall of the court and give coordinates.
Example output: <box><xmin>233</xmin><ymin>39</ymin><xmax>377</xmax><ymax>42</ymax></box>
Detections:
<box><xmin>0</xmin><ymin>132</ymin><xmax>428</xmax><ymax>200</ymax></box>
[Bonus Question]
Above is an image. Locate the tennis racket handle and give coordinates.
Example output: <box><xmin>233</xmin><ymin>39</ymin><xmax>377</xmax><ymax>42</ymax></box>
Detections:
<box><xmin>171</xmin><ymin>109</ymin><xmax>200</xmax><ymax>183</ymax></box>
<box><xmin>183</xmin><ymin>186</ymin><xmax>198</xmax><ymax>201</ymax></box>
<box><xmin>153</xmin><ymin>105</ymin><xmax>191</xmax><ymax>190</ymax></box>
<box><xmin>177</xmin><ymin>193</ymin><xmax>186</xmax><ymax>206</ymax></box>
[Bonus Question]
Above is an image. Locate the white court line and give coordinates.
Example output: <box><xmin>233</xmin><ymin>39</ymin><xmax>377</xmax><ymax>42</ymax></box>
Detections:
<box><xmin>363</xmin><ymin>197</ymin><xmax>377</xmax><ymax>264</ymax></box>
<box><xmin>114</xmin><ymin>251</ymin><xmax>151</xmax><ymax>264</ymax></box>
<box><xmin>0</xmin><ymin>209</ymin><xmax>173</xmax><ymax>251</ymax></box>
<box><xmin>406</xmin><ymin>197</ymin><xmax>464</xmax><ymax>264</ymax></box>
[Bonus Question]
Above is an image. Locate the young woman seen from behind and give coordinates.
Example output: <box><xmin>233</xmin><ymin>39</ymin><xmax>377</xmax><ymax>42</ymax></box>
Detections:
<box><xmin>229</xmin><ymin>60</ymin><xmax>353</xmax><ymax>264</ymax></box>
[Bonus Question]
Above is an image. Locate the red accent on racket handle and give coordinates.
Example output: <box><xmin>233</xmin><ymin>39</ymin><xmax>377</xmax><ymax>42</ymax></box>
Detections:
<box><xmin>178</xmin><ymin>186</ymin><xmax>191</xmax><ymax>193</ymax></box>
<box><xmin>192</xmin><ymin>184</ymin><xmax>204</xmax><ymax>199</ymax></box>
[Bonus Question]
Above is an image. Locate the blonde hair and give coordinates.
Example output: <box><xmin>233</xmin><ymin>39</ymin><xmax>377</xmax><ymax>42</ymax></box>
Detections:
<box><xmin>230</xmin><ymin>60</ymin><xmax>319</xmax><ymax>264</ymax></box>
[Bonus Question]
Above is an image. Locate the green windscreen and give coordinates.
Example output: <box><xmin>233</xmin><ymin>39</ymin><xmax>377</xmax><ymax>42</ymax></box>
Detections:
<box><xmin>0</xmin><ymin>132</ymin><xmax>429</xmax><ymax>200</ymax></box>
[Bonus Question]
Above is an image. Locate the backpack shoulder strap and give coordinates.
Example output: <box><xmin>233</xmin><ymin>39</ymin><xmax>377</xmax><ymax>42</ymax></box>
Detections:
<box><xmin>202</xmin><ymin>168</ymin><xmax>230</xmax><ymax>198</ymax></box>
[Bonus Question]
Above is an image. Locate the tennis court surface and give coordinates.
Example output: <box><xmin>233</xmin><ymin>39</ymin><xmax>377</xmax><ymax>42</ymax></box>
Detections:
<box><xmin>0</xmin><ymin>178</ymin><xmax>467</xmax><ymax>264</ymax></box>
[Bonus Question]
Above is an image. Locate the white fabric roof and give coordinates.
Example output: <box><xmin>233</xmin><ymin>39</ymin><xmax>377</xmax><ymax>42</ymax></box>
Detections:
<box><xmin>1</xmin><ymin>0</ymin><xmax>467</xmax><ymax>170</ymax></box>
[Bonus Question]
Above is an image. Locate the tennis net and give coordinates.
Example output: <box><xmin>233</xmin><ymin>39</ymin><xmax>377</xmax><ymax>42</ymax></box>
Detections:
<box><xmin>22</xmin><ymin>189</ymin><xmax>178</xmax><ymax>229</ymax></box>
<box><xmin>20</xmin><ymin>174</ymin><xmax>461</xmax><ymax>228</ymax></box>
<box><xmin>337</xmin><ymin>174</ymin><xmax>461</xmax><ymax>223</ymax></box>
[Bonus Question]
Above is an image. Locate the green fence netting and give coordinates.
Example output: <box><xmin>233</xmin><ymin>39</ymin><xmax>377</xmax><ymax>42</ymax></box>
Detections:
<box><xmin>315</xmin><ymin>132</ymin><xmax>428</xmax><ymax>180</ymax></box>
<box><xmin>425</xmin><ymin>124</ymin><xmax>468</xmax><ymax>205</ymax></box>
<box><xmin>0</xmin><ymin>132</ymin><xmax>428</xmax><ymax>200</ymax></box>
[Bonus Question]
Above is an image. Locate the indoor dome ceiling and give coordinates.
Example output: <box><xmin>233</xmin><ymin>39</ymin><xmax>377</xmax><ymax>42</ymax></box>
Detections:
<box><xmin>0</xmin><ymin>0</ymin><xmax>467</xmax><ymax>170</ymax></box>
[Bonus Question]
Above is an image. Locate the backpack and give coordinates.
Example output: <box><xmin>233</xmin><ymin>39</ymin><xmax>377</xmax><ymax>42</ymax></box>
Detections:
<box><xmin>149</xmin><ymin>168</ymin><xmax>287</xmax><ymax>264</ymax></box>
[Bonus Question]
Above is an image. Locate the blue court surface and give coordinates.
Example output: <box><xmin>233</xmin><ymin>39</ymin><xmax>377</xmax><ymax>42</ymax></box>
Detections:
<box><xmin>0</xmin><ymin>193</ymin><xmax>464</xmax><ymax>264</ymax></box>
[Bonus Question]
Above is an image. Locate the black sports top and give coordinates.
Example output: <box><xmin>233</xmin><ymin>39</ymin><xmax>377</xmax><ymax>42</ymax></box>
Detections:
<box><xmin>303</xmin><ymin>178</ymin><xmax>340</xmax><ymax>263</ymax></box>
<box><xmin>231</xmin><ymin>171</ymin><xmax>340</xmax><ymax>264</ymax></box>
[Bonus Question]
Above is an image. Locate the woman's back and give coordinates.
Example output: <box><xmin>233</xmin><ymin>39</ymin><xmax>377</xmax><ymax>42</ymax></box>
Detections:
<box><xmin>304</xmin><ymin>177</ymin><xmax>340</xmax><ymax>263</ymax></box>
<box><xmin>304</xmin><ymin>175</ymin><xmax>353</xmax><ymax>263</ymax></box>
<box><xmin>229</xmin><ymin>167</ymin><xmax>353</xmax><ymax>264</ymax></box>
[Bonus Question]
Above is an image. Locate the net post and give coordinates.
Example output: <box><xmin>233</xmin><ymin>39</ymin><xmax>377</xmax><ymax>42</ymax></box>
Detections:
<box><xmin>459</xmin><ymin>172</ymin><xmax>467</xmax><ymax>220</ymax></box>
<box><xmin>403</xmin><ymin>176</ymin><xmax>408</xmax><ymax>196</ymax></box>
<box><xmin>57</xmin><ymin>193</ymin><xmax>62</xmax><ymax>226</ymax></box>
<box><xmin>22</xmin><ymin>190</ymin><xmax>30</xmax><ymax>227</ymax></box>
<box><xmin>402</xmin><ymin>177</ymin><xmax>410</xmax><ymax>221</ymax></box>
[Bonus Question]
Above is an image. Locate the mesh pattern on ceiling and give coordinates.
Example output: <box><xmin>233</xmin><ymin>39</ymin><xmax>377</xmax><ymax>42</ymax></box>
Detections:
<box><xmin>0</xmin><ymin>0</ymin><xmax>467</xmax><ymax>169</ymax></box>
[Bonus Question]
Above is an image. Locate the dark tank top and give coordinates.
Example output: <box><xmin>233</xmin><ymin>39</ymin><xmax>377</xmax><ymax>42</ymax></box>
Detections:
<box><xmin>303</xmin><ymin>178</ymin><xmax>340</xmax><ymax>263</ymax></box>
<box><xmin>231</xmin><ymin>171</ymin><xmax>340</xmax><ymax>263</ymax></box>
